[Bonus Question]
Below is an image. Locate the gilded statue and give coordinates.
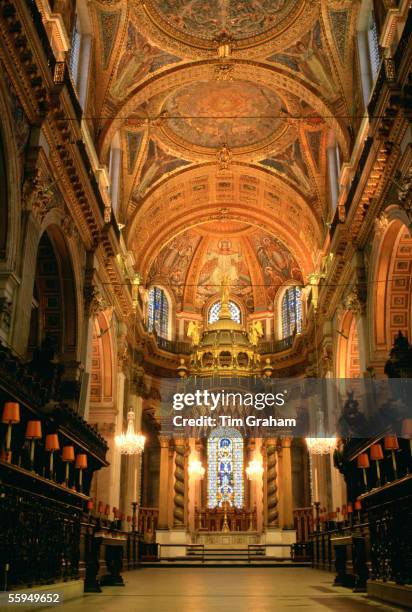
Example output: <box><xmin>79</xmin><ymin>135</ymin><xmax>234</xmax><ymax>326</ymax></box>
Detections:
<box><xmin>187</xmin><ymin>320</ymin><xmax>201</xmax><ymax>346</ymax></box>
<box><xmin>248</xmin><ymin>320</ymin><xmax>264</xmax><ymax>346</ymax></box>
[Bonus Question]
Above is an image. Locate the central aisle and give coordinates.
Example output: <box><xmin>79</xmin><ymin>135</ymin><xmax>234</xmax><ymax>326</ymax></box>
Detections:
<box><xmin>59</xmin><ymin>568</ymin><xmax>398</xmax><ymax>612</ymax></box>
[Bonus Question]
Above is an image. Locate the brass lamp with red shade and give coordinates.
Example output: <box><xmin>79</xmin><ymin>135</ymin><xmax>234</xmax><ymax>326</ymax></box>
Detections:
<box><xmin>75</xmin><ymin>453</ymin><xmax>87</xmax><ymax>493</ymax></box>
<box><xmin>62</xmin><ymin>445</ymin><xmax>75</xmax><ymax>486</ymax></box>
<box><xmin>357</xmin><ymin>452</ymin><xmax>370</xmax><ymax>489</ymax></box>
<box><xmin>25</xmin><ymin>420</ymin><xmax>42</xmax><ymax>471</ymax></box>
<box><xmin>384</xmin><ymin>435</ymin><xmax>399</xmax><ymax>480</ymax></box>
<box><xmin>2</xmin><ymin>402</ymin><xmax>20</xmax><ymax>462</ymax></box>
<box><xmin>370</xmin><ymin>443</ymin><xmax>384</xmax><ymax>484</ymax></box>
<box><xmin>45</xmin><ymin>433</ymin><xmax>59</xmax><ymax>479</ymax></box>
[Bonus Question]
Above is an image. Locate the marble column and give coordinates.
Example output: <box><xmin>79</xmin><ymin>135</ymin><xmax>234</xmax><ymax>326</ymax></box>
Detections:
<box><xmin>157</xmin><ymin>436</ymin><xmax>170</xmax><ymax>530</ymax></box>
<box><xmin>173</xmin><ymin>438</ymin><xmax>186</xmax><ymax>528</ymax></box>
<box><xmin>280</xmin><ymin>437</ymin><xmax>294</xmax><ymax>529</ymax></box>
<box><xmin>265</xmin><ymin>437</ymin><xmax>279</xmax><ymax>528</ymax></box>
<box><xmin>11</xmin><ymin>212</ymin><xmax>41</xmax><ymax>355</ymax></box>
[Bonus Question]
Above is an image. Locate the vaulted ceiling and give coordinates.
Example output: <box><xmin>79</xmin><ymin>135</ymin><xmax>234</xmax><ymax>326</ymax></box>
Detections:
<box><xmin>88</xmin><ymin>0</ymin><xmax>359</xmax><ymax>312</ymax></box>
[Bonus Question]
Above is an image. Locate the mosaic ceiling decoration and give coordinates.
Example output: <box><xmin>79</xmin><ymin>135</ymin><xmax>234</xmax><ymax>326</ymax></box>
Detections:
<box><xmin>88</xmin><ymin>0</ymin><xmax>359</xmax><ymax>290</ymax></box>
<box><xmin>164</xmin><ymin>81</ymin><xmax>283</xmax><ymax>150</ymax></box>
<box><xmin>149</xmin><ymin>0</ymin><xmax>300</xmax><ymax>42</ymax></box>
<box><xmin>147</xmin><ymin>224</ymin><xmax>303</xmax><ymax>311</ymax></box>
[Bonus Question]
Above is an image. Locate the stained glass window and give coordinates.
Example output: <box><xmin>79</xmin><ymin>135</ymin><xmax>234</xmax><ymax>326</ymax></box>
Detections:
<box><xmin>69</xmin><ymin>17</ymin><xmax>81</xmax><ymax>85</ymax></box>
<box><xmin>208</xmin><ymin>301</ymin><xmax>241</xmax><ymax>324</ymax></box>
<box><xmin>281</xmin><ymin>286</ymin><xmax>302</xmax><ymax>338</ymax></box>
<box><xmin>368</xmin><ymin>11</ymin><xmax>381</xmax><ymax>79</ymax></box>
<box><xmin>147</xmin><ymin>287</ymin><xmax>169</xmax><ymax>339</ymax></box>
<box><xmin>207</xmin><ymin>427</ymin><xmax>243</xmax><ymax>509</ymax></box>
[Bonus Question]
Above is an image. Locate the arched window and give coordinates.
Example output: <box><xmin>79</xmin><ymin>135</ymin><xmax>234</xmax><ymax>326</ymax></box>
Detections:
<box><xmin>109</xmin><ymin>132</ymin><xmax>121</xmax><ymax>215</ymax></box>
<box><xmin>281</xmin><ymin>286</ymin><xmax>302</xmax><ymax>338</ymax></box>
<box><xmin>327</xmin><ymin>131</ymin><xmax>341</xmax><ymax>213</ymax></box>
<box><xmin>357</xmin><ymin>2</ymin><xmax>381</xmax><ymax>106</ymax></box>
<box><xmin>68</xmin><ymin>4</ymin><xmax>92</xmax><ymax>109</ymax></box>
<box><xmin>147</xmin><ymin>287</ymin><xmax>169</xmax><ymax>339</ymax></box>
<box><xmin>208</xmin><ymin>300</ymin><xmax>241</xmax><ymax>325</ymax></box>
<box><xmin>207</xmin><ymin>427</ymin><xmax>243</xmax><ymax>509</ymax></box>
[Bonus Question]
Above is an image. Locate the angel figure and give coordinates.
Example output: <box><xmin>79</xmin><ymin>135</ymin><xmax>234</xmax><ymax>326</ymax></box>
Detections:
<box><xmin>248</xmin><ymin>320</ymin><xmax>264</xmax><ymax>346</ymax></box>
<box><xmin>187</xmin><ymin>321</ymin><xmax>201</xmax><ymax>346</ymax></box>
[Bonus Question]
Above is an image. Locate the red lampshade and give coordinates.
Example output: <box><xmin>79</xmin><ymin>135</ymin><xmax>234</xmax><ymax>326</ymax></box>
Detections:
<box><xmin>384</xmin><ymin>435</ymin><xmax>399</xmax><ymax>450</ymax></box>
<box><xmin>0</xmin><ymin>449</ymin><xmax>11</xmax><ymax>462</ymax></box>
<box><xmin>354</xmin><ymin>500</ymin><xmax>362</xmax><ymax>511</ymax></box>
<box><xmin>401</xmin><ymin>419</ymin><xmax>412</xmax><ymax>439</ymax></box>
<box><xmin>75</xmin><ymin>454</ymin><xmax>87</xmax><ymax>469</ymax></box>
<box><xmin>45</xmin><ymin>434</ymin><xmax>60</xmax><ymax>452</ymax></box>
<box><xmin>98</xmin><ymin>501</ymin><xmax>104</xmax><ymax>513</ymax></box>
<box><xmin>62</xmin><ymin>445</ymin><xmax>75</xmax><ymax>462</ymax></box>
<box><xmin>87</xmin><ymin>499</ymin><xmax>94</xmax><ymax>511</ymax></box>
<box><xmin>347</xmin><ymin>503</ymin><xmax>353</xmax><ymax>514</ymax></box>
<box><xmin>2</xmin><ymin>402</ymin><xmax>20</xmax><ymax>424</ymax></box>
<box><xmin>370</xmin><ymin>444</ymin><xmax>384</xmax><ymax>461</ymax></box>
<box><xmin>25</xmin><ymin>420</ymin><xmax>42</xmax><ymax>440</ymax></box>
<box><xmin>357</xmin><ymin>453</ymin><xmax>370</xmax><ymax>469</ymax></box>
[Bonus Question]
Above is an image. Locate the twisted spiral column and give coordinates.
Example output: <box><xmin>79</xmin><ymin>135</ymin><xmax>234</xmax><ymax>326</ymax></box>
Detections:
<box><xmin>173</xmin><ymin>439</ymin><xmax>186</xmax><ymax>527</ymax></box>
<box><xmin>266</xmin><ymin>439</ymin><xmax>279</xmax><ymax>527</ymax></box>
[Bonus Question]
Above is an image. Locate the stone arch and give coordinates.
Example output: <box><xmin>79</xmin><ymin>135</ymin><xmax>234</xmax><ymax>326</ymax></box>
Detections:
<box><xmin>336</xmin><ymin>310</ymin><xmax>361</xmax><ymax>378</ymax></box>
<box><xmin>0</xmin><ymin>75</ymin><xmax>24</xmax><ymax>269</ymax></box>
<box><xmin>90</xmin><ymin>311</ymin><xmax>115</xmax><ymax>405</ymax></box>
<box><xmin>28</xmin><ymin>223</ymin><xmax>79</xmax><ymax>364</ymax></box>
<box><xmin>370</xmin><ymin>213</ymin><xmax>412</xmax><ymax>363</ymax></box>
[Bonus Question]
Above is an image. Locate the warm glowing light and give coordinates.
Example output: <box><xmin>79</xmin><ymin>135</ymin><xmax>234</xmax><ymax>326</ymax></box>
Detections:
<box><xmin>115</xmin><ymin>411</ymin><xmax>145</xmax><ymax>455</ymax></box>
<box><xmin>188</xmin><ymin>459</ymin><xmax>205</xmax><ymax>480</ymax></box>
<box><xmin>245</xmin><ymin>459</ymin><xmax>264</xmax><ymax>479</ymax></box>
<box><xmin>305</xmin><ymin>438</ymin><xmax>337</xmax><ymax>455</ymax></box>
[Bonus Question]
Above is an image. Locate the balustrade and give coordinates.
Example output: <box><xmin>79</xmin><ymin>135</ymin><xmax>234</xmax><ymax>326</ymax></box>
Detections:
<box><xmin>195</xmin><ymin>506</ymin><xmax>257</xmax><ymax>532</ymax></box>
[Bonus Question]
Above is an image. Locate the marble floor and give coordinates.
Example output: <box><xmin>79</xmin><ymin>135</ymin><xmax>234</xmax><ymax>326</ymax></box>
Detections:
<box><xmin>59</xmin><ymin>568</ymin><xmax>403</xmax><ymax>612</ymax></box>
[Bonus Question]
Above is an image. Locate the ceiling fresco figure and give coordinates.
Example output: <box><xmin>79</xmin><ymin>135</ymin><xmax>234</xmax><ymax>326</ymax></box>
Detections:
<box><xmin>267</xmin><ymin>21</ymin><xmax>337</xmax><ymax>100</ymax></box>
<box><xmin>110</xmin><ymin>22</ymin><xmax>180</xmax><ymax>100</ymax></box>
<box><xmin>260</xmin><ymin>140</ymin><xmax>312</xmax><ymax>194</ymax></box>
<box><xmin>250</xmin><ymin>233</ymin><xmax>302</xmax><ymax>306</ymax></box>
<box><xmin>134</xmin><ymin>139</ymin><xmax>190</xmax><ymax>199</ymax></box>
<box><xmin>150</xmin><ymin>0</ymin><xmax>299</xmax><ymax>40</ymax></box>
<box><xmin>196</xmin><ymin>238</ymin><xmax>254</xmax><ymax>310</ymax></box>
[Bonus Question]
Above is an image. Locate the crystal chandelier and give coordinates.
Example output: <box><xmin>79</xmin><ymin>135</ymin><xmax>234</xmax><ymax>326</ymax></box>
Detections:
<box><xmin>115</xmin><ymin>411</ymin><xmax>145</xmax><ymax>455</ymax></box>
<box><xmin>305</xmin><ymin>437</ymin><xmax>337</xmax><ymax>455</ymax></box>
<box><xmin>188</xmin><ymin>459</ymin><xmax>205</xmax><ymax>480</ymax></box>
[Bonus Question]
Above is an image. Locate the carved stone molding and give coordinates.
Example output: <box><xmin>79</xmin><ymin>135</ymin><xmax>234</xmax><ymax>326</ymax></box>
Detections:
<box><xmin>22</xmin><ymin>170</ymin><xmax>54</xmax><ymax>224</ymax></box>
<box><xmin>0</xmin><ymin>298</ymin><xmax>13</xmax><ymax>331</ymax></box>
<box><xmin>343</xmin><ymin>285</ymin><xmax>366</xmax><ymax>316</ymax></box>
<box><xmin>374</xmin><ymin>211</ymin><xmax>390</xmax><ymax>237</ymax></box>
<box><xmin>84</xmin><ymin>285</ymin><xmax>106</xmax><ymax>318</ymax></box>
<box><xmin>398</xmin><ymin>166</ymin><xmax>412</xmax><ymax>220</ymax></box>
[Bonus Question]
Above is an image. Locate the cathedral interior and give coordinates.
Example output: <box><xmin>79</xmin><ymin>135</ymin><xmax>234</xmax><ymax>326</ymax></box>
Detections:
<box><xmin>0</xmin><ymin>0</ymin><xmax>412</xmax><ymax>610</ymax></box>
